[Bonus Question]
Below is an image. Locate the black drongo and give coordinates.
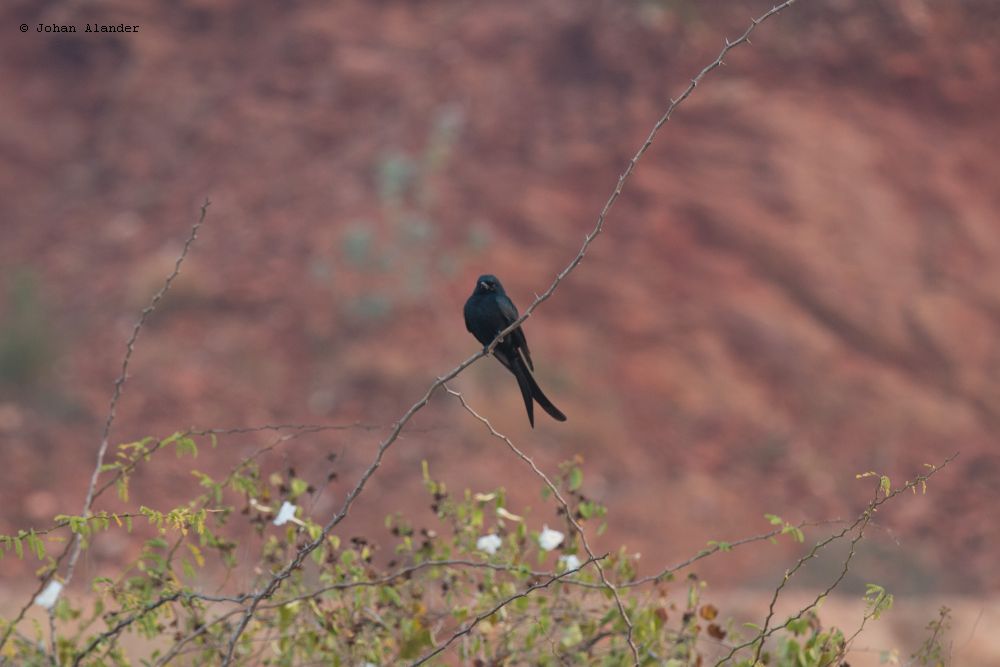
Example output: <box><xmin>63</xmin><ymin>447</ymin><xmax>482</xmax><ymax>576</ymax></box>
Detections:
<box><xmin>463</xmin><ymin>274</ymin><xmax>567</xmax><ymax>427</ymax></box>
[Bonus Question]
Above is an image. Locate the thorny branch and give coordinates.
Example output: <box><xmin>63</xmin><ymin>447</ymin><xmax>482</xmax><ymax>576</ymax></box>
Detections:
<box><xmin>2</xmin><ymin>423</ymin><xmax>375</xmax><ymax>543</ymax></box>
<box><xmin>482</xmin><ymin>0</ymin><xmax>802</xmax><ymax>357</ymax></box>
<box><xmin>73</xmin><ymin>593</ymin><xmax>184</xmax><ymax>667</ymax></box>
<box><xmin>445</xmin><ymin>385</ymin><xmax>640</xmax><ymax>662</ymax></box>
<box><xmin>0</xmin><ymin>200</ymin><xmax>211</xmax><ymax>656</ymax></box>
<box><xmin>64</xmin><ymin>450</ymin><xmax>954</xmax><ymax>665</ymax></box>
<box><xmin>408</xmin><ymin>553</ymin><xmax>607</xmax><ymax>667</ymax></box>
<box><xmin>716</xmin><ymin>454</ymin><xmax>958</xmax><ymax>666</ymax></box>
<box><xmin>55</xmin><ymin>456</ymin><xmax>951</xmax><ymax>665</ymax></box>
<box><xmin>64</xmin><ymin>199</ymin><xmax>212</xmax><ymax>589</ymax></box>
<box><xmin>218</xmin><ymin>2</ymin><xmax>802</xmax><ymax>663</ymax></box>
<box><xmin>74</xmin><ymin>558</ymin><xmax>560</xmax><ymax>665</ymax></box>
<box><xmin>62</xmin><ymin>510</ymin><xmax>840</xmax><ymax>664</ymax></box>
<box><xmin>561</xmin><ymin>519</ymin><xmax>845</xmax><ymax>591</ymax></box>
<box><xmin>4</xmin><ymin>1</ymin><xmax>814</xmax><ymax>662</ymax></box>
<box><xmin>58</xmin><ymin>510</ymin><xmax>839</xmax><ymax>664</ymax></box>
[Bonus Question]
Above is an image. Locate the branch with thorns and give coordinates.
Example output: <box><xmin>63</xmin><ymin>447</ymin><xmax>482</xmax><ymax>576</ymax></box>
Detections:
<box><xmin>0</xmin><ymin>201</ymin><xmax>212</xmax><ymax>656</ymax></box>
<box><xmin>217</xmin><ymin>2</ymin><xmax>802</xmax><ymax>663</ymax></box>
<box><xmin>408</xmin><ymin>552</ymin><xmax>607</xmax><ymax>667</ymax></box>
<box><xmin>715</xmin><ymin>454</ymin><xmax>958</xmax><ymax>666</ymax></box>
<box><xmin>4</xmin><ymin>1</ymin><xmax>814</xmax><ymax>663</ymax></box>
<box><xmin>445</xmin><ymin>385</ymin><xmax>640</xmax><ymax>661</ymax></box>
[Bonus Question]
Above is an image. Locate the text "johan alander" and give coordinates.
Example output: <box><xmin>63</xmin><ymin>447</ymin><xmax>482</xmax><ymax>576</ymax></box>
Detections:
<box><xmin>37</xmin><ymin>24</ymin><xmax>140</xmax><ymax>33</ymax></box>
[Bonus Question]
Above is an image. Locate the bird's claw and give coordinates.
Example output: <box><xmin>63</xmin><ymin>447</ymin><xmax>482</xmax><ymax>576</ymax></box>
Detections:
<box><xmin>484</xmin><ymin>336</ymin><xmax>504</xmax><ymax>355</ymax></box>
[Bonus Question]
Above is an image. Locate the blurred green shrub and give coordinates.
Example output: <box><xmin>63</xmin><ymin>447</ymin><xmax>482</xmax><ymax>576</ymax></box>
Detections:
<box><xmin>0</xmin><ymin>438</ymin><xmax>946</xmax><ymax>666</ymax></box>
<box><xmin>337</xmin><ymin>106</ymin><xmax>476</xmax><ymax>322</ymax></box>
<box><xmin>0</xmin><ymin>269</ymin><xmax>56</xmax><ymax>388</ymax></box>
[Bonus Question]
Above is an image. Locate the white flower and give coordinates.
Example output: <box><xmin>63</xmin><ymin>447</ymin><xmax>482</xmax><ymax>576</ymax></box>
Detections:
<box><xmin>476</xmin><ymin>534</ymin><xmax>503</xmax><ymax>555</ymax></box>
<box><xmin>538</xmin><ymin>525</ymin><xmax>564</xmax><ymax>551</ymax></box>
<box><xmin>273</xmin><ymin>501</ymin><xmax>298</xmax><ymax>526</ymax></box>
<box><xmin>559</xmin><ymin>554</ymin><xmax>582</xmax><ymax>571</ymax></box>
<box><xmin>34</xmin><ymin>580</ymin><xmax>63</xmax><ymax>609</ymax></box>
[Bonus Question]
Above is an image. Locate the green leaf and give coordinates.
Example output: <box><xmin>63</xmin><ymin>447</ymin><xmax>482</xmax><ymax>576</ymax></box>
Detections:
<box><xmin>175</xmin><ymin>436</ymin><xmax>198</xmax><ymax>458</ymax></box>
<box><xmin>398</xmin><ymin>619</ymin><xmax>432</xmax><ymax>659</ymax></box>
<box><xmin>864</xmin><ymin>583</ymin><xmax>894</xmax><ymax>619</ymax></box>
<box><xmin>290</xmin><ymin>477</ymin><xmax>309</xmax><ymax>499</ymax></box>
<box><xmin>380</xmin><ymin>586</ymin><xmax>403</xmax><ymax>607</ymax></box>
<box><xmin>560</xmin><ymin>623</ymin><xmax>583</xmax><ymax>648</ymax></box>
<box><xmin>27</xmin><ymin>531</ymin><xmax>45</xmax><ymax>560</ymax></box>
<box><xmin>568</xmin><ymin>467</ymin><xmax>583</xmax><ymax>491</ymax></box>
<box><xmin>116</xmin><ymin>476</ymin><xmax>129</xmax><ymax>502</ymax></box>
<box><xmin>786</xmin><ymin>616</ymin><xmax>809</xmax><ymax>636</ymax></box>
<box><xmin>278</xmin><ymin>601</ymin><xmax>299</xmax><ymax>631</ymax></box>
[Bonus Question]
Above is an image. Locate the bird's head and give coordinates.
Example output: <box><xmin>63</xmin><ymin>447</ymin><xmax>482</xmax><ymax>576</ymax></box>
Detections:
<box><xmin>474</xmin><ymin>274</ymin><xmax>504</xmax><ymax>294</ymax></box>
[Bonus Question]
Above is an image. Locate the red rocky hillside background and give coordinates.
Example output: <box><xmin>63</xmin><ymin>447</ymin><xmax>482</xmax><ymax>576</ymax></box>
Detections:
<box><xmin>2</xmin><ymin>0</ymin><xmax>999</xmax><ymax>658</ymax></box>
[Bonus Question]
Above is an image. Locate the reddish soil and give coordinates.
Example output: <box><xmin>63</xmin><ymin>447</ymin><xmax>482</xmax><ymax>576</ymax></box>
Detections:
<box><xmin>1</xmin><ymin>0</ymin><xmax>999</xmax><ymax>629</ymax></box>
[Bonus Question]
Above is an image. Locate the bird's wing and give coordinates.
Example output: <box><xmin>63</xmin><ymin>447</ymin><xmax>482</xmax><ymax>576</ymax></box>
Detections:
<box><xmin>496</xmin><ymin>294</ymin><xmax>519</xmax><ymax>326</ymax></box>
<box><xmin>497</xmin><ymin>294</ymin><xmax>533</xmax><ymax>370</ymax></box>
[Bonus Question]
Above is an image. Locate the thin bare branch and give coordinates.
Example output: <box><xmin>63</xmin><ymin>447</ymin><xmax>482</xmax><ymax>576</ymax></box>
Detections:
<box><xmin>187</xmin><ymin>421</ymin><xmax>386</xmax><ymax>437</ymax></box>
<box><xmin>265</xmin><ymin>558</ymin><xmax>561</xmax><ymax>608</ymax></box>
<box><xmin>218</xmin><ymin>354</ymin><xmax>491</xmax><ymax>663</ymax></box>
<box><xmin>73</xmin><ymin>593</ymin><xmax>184</xmax><ymax>667</ymax></box>
<box><xmin>446</xmin><ymin>384</ymin><xmax>640</xmax><ymax>663</ymax></box>
<box><xmin>716</xmin><ymin>454</ymin><xmax>958</xmax><ymax>666</ymax></box>
<box><xmin>482</xmin><ymin>0</ymin><xmax>803</xmax><ymax>358</ymax></box>
<box><xmin>619</xmin><ymin>519</ymin><xmax>843</xmax><ymax>589</ymax></box>
<box><xmin>408</xmin><ymin>553</ymin><xmax>607</xmax><ymax>667</ymax></box>
<box><xmin>65</xmin><ymin>199</ymin><xmax>211</xmax><ymax>588</ymax></box>
<box><xmin>0</xmin><ymin>201</ymin><xmax>211</xmax><ymax>657</ymax></box>
<box><xmin>215</xmin><ymin>3</ymin><xmax>803</xmax><ymax>662</ymax></box>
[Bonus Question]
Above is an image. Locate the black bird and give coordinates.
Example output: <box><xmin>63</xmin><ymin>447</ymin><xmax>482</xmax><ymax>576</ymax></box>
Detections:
<box><xmin>463</xmin><ymin>274</ymin><xmax>567</xmax><ymax>427</ymax></box>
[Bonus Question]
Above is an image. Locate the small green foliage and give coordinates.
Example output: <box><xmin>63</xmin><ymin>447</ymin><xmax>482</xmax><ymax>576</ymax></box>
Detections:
<box><xmin>341</xmin><ymin>224</ymin><xmax>374</xmax><ymax>267</ymax></box>
<box><xmin>856</xmin><ymin>469</ymin><xmax>892</xmax><ymax>496</ymax></box>
<box><xmin>764</xmin><ymin>513</ymin><xmax>805</xmax><ymax>543</ymax></box>
<box><xmin>350</xmin><ymin>293</ymin><xmax>393</xmax><ymax>320</ymax></box>
<box><xmin>864</xmin><ymin>583</ymin><xmax>894</xmax><ymax>620</ymax></box>
<box><xmin>0</xmin><ymin>269</ymin><xmax>56</xmax><ymax>387</ymax></box>
<box><xmin>289</xmin><ymin>477</ymin><xmax>309</xmax><ymax>500</ymax></box>
<box><xmin>0</xmin><ymin>444</ymin><xmax>949</xmax><ymax>666</ymax></box>
<box><xmin>770</xmin><ymin>620</ymin><xmax>846</xmax><ymax>667</ymax></box>
<box><xmin>333</xmin><ymin>112</ymin><xmax>476</xmax><ymax>326</ymax></box>
<box><xmin>911</xmin><ymin>606</ymin><xmax>951</xmax><ymax>667</ymax></box>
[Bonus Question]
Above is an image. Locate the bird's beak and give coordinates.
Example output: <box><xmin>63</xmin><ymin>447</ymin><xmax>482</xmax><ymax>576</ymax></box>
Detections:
<box><xmin>479</xmin><ymin>281</ymin><xmax>490</xmax><ymax>290</ymax></box>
